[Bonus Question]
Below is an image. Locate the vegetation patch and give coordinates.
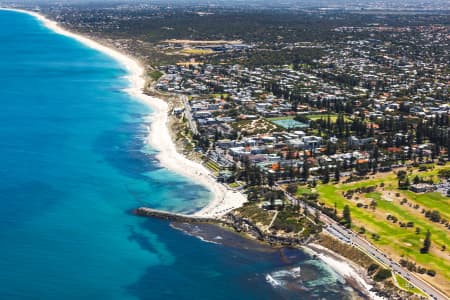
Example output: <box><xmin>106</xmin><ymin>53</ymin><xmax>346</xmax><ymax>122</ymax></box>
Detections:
<box><xmin>232</xmin><ymin>119</ymin><xmax>280</xmax><ymax>135</ymax></box>
<box><xmin>181</xmin><ymin>48</ymin><xmax>215</xmax><ymax>55</ymax></box>
<box><xmin>206</xmin><ymin>160</ymin><xmax>220</xmax><ymax>172</ymax></box>
<box><xmin>316</xmin><ymin>234</ymin><xmax>376</xmax><ymax>269</ymax></box>
<box><xmin>271</xmin><ymin>209</ymin><xmax>305</xmax><ymax>233</ymax></box>
<box><xmin>235</xmin><ymin>203</ymin><xmax>274</xmax><ymax>227</ymax></box>
<box><xmin>149</xmin><ymin>70</ymin><xmax>164</xmax><ymax>81</ymax></box>
<box><xmin>315</xmin><ymin>167</ymin><xmax>450</xmax><ymax>292</ymax></box>
<box><xmin>374</xmin><ymin>268</ymin><xmax>392</xmax><ymax>282</ymax></box>
<box><xmin>395</xmin><ymin>274</ymin><xmax>426</xmax><ymax>296</ymax></box>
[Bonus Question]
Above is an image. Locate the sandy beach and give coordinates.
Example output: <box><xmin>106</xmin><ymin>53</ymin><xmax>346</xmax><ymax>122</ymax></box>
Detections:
<box><xmin>1</xmin><ymin>7</ymin><xmax>246</xmax><ymax>218</ymax></box>
<box><xmin>304</xmin><ymin>244</ymin><xmax>385</xmax><ymax>300</ymax></box>
<box><xmin>0</xmin><ymin>9</ymin><xmax>403</xmax><ymax>300</ymax></box>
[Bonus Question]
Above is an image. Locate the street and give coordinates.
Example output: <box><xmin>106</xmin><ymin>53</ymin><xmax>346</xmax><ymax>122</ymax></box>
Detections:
<box><xmin>182</xmin><ymin>95</ymin><xmax>199</xmax><ymax>135</ymax></box>
<box><xmin>283</xmin><ymin>190</ymin><xmax>448</xmax><ymax>300</ymax></box>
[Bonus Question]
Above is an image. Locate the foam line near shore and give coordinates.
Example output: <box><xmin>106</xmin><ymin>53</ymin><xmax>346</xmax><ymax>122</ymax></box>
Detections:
<box><xmin>0</xmin><ymin>7</ymin><xmax>246</xmax><ymax>217</ymax></box>
<box><xmin>304</xmin><ymin>244</ymin><xmax>385</xmax><ymax>300</ymax></box>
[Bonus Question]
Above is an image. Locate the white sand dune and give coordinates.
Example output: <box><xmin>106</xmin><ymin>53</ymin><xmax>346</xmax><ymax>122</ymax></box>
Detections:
<box><xmin>1</xmin><ymin>7</ymin><xmax>246</xmax><ymax>217</ymax></box>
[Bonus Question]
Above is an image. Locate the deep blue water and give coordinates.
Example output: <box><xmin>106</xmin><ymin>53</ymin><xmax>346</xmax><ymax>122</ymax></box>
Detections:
<box><xmin>0</xmin><ymin>10</ymin><xmax>355</xmax><ymax>300</ymax></box>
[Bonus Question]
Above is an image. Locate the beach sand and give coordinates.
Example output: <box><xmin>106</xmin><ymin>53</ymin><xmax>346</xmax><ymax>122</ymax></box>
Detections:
<box><xmin>1</xmin><ymin>7</ymin><xmax>246</xmax><ymax>218</ymax></box>
<box><xmin>0</xmin><ymin>9</ymin><xmax>391</xmax><ymax>299</ymax></box>
<box><xmin>304</xmin><ymin>244</ymin><xmax>385</xmax><ymax>300</ymax></box>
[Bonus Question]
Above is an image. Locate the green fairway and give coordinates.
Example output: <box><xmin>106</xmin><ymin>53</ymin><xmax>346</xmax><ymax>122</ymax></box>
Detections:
<box><xmin>364</xmin><ymin>192</ymin><xmax>450</xmax><ymax>249</ymax></box>
<box><xmin>313</xmin><ymin>176</ymin><xmax>450</xmax><ymax>289</ymax></box>
<box><xmin>401</xmin><ymin>191</ymin><xmax>450</xmax><ymax>220</ymax></box>
<box><xmin>296</xmin><ymin>187</ymin><xmax>313</xmax><ymax>196</ymax></box>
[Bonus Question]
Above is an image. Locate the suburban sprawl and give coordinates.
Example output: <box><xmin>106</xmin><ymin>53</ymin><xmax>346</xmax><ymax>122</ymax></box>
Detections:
<box><xmin>9</xmin><ymin>1</ymin><xmax>449</xmax><ymax>299</ymax></box>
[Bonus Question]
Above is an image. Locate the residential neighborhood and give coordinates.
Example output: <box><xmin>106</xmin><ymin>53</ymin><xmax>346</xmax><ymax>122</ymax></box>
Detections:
<box><xmin>33</xmin><ymin>3</ymin><xmax>450</xmax><ymax>299</ymax></box>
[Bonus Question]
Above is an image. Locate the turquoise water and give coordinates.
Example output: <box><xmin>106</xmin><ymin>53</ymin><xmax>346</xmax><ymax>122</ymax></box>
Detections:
<box><xmin>0</xmin><ymin>10</ymin><xmax>354</xmax><ymax>300</ymax></box>
<box><xmin>272</xmin><ymin>119</ymin><xmax>309</xmax><ymax>129</ymax></box>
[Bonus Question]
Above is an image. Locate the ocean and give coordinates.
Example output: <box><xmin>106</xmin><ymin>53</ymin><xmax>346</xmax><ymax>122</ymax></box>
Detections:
<box><xmin>0</xmin><ymin>9</ymin><xmax>355</xmax><ymax>300</ymax></box>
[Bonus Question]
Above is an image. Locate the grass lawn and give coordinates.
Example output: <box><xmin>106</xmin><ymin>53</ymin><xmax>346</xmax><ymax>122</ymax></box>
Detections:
<box><xmin>364</xmin><ymin>192</ymin><xmax>450</xmax><ymax>250</ymax></box>
<box><xmin>401</xmin><ymin>191</ymin><xmax>450</xmax><ymax>220</ymax></box>
<box><xmin>228</xmin><ymin>182</ymin><xmax>241</xmax><ymax>188</ymax></box>
<box><xmin>206</xmin><ymin>160</ymin><xmax>220</xmax><ymax>173</ymax></box>
<box><xmin>305</xmin><ymin>113</ymin><xmax>351</xmax><ymax>122</ymax></box>
<box><xmin>296</xmin><ymin>187</ymin><xmax>313</xmax><ymax>196</ymax></box>
<box><xmin>341</xmin><ymin>175</ymin><xmax>397</xmax><ymax>191</ymax></box>
<box><xmin>211</xmin><ymin>93</ymin><xmax>229</xmax><ymax>99</ymax></box>
<box><xmin>314</xmin><ymin>177</ymin><xmax>450</xmax><ymax>292</ymax></box>
<box><xmin>395</xmin><ymin>274</ymin><xmax>426</xmax><ymax>296</ymax></box>
<box><xmin>148</xmin><ymin>70</ymin><xmax>163</xmax><ymax>81</ymax></box>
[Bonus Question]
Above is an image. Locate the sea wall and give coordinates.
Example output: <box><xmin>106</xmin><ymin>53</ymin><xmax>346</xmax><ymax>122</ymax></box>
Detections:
<box><xmin>134</xmin><ymin>207</ymin><xmax>220</xmax><ymax>223</ymax></box>
<box><xmin>135</xmin><ymin>207</ymin><xmax>312</xmax><ymax>247</ymax></box>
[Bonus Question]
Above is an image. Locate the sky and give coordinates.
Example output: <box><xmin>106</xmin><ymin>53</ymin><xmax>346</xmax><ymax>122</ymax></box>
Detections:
<box><xmin>2</xmin><ymin>0</ymin><xmax>449</xmax><ymax>10</ymax></box>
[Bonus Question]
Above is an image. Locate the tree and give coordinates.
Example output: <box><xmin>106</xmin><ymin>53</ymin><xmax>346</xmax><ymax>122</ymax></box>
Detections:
<box><xmin>342</xmin><ymin>205</ymin><xmax>352</xmax><ymax>228</ymax></box>
<box><xmin>286</xmin><ymin>183</ymin><xmax>298</xmax><ymax>195</ymax></box>
<box><xmin>334</xmin><ymin>167</ymin><xmax>340</xmax><ymax>182</ymax></box>
<box><xmin>267</xmin><ymin>173</ymin><xmax>275</xmax><ymax>187</ymax></box>
<box><xmin>429</xmin><ymin>210</ymin><xmax>441</xmax><ymax>222</ymax></box>
<box><xmin>302</xmin><ymin>163</ymin><xmax>309</xmax><ymax>180</ymax></box>
<box><xmin>314</xmin><ymin>209</ymin><xmax>321</xmax><ymax>223</ymax></box>
<box><xmin>322</xmin><ymin>167</ymin><xmax>330</xmax><ymax>183</ymax></box>
<box><xmin>370</xmin><ymin>200</ymin><xmax>377</xmax><ymax>211</ymax></box>
<box><xmin>398</xmin><ymin>177</ymin><xmax>410</xmax><ymax>189</ymax></box>
<box><xmin>397</xmin><ymin>170</ymin><xmax>407</xmax><ymax>180</ymax></box>
<box><xmin>421</xmin><ymin>229</ymin><xmax>431</xmax><ymax>253</ymax></box>
<box><xmin>374</xmin><ymin>269</ymin><xmax>392</xmax><ymax>282</ymax></box>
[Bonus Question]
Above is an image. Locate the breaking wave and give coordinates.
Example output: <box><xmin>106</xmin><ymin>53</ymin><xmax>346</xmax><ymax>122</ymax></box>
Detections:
<box><xmin>265</xmin><ymin>266</ymin><xmax>303</xmax><ymax>289</ymax></box>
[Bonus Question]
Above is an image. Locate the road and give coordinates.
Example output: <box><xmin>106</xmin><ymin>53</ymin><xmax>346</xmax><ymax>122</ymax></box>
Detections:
<box><xmin>282</xmin><ymin>190</ymin><xmax>448</xmax><ymax>300</ymax></box>
<box><xmin>182</xmin><ymin>95</ymin><xmax>199</xmax><ymax>135</ymax></box>
<box><xmin>268</xmin><ymin>211</ymin><xmax>279</xmax><ymax>228</ymax></box>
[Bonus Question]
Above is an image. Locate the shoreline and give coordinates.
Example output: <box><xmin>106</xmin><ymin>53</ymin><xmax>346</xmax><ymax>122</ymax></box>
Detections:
<box><xmin>303</xmin><ymin>244</ymin><xmax>385</xmax><ymax>300</ymax></box>
<box><xmin>0</xmin><ymin>8</ymin><xmax>396</xmax><ymax>300</ymax></box>
<box><xmin>0</xmin><ymin>7</ymin><xmax>246</xmax><ymax>218</ymax></box>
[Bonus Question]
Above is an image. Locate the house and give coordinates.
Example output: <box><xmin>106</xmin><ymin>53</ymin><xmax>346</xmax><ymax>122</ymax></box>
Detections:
<box><xmin>409</xmin><ymin>184</ymin><xmax>435</xmax><ymax>193</ymax></box>
<box><xmin>217</xmin><ymin>171</ymin><xmax>234</xmax><ymax>183</ymax></box>
<box><xmin>348</xmin><ymin>136</ymin><xmax>374</xmax><ymax>148</ymax></box>
<box><xmin>301</xmin><ymin>136</ymin><xmax>323</xmax><ymax>150</ymax></box>
<box><xmin>193</xmin><ymin>111</ymin><xmax>212</xmax><ymax>119</ymax></box>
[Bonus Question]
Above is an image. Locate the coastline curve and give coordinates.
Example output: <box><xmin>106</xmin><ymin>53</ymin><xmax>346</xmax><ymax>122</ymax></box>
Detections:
<box><xmin>0</xmin><ymin>7</ymin><xmax>246</xmax><ymax>217</ymax></box>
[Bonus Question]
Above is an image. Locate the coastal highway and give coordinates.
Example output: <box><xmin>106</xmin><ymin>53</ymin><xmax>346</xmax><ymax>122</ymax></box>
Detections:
<box><xmin>323</xmin><ymin>222</ymin><xmax>448</xmax><ymax>300</ymax></box>
<box><xmin>282</xmin><ymin>190</ymin><xmax>448</xmax><ymax>300</ymax></box>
